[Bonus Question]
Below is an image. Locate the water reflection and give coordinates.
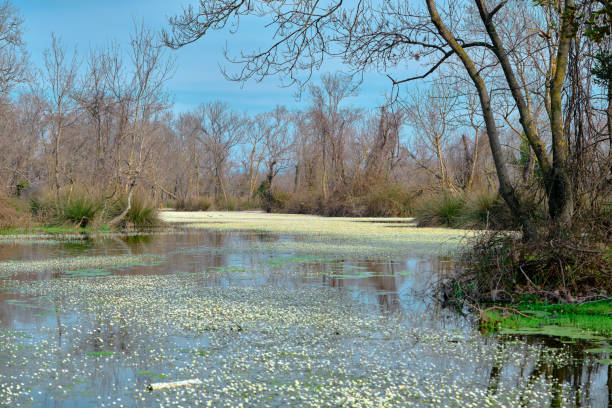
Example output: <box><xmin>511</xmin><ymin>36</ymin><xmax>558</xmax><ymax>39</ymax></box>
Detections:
<box><xmin>0</xmin><ymin>229</ymin><xmax>610</xmax><ymax>406</ymax></box>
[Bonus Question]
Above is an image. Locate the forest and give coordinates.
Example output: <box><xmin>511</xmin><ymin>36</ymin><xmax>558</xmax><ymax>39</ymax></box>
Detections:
<box><xmin>0</xmin><ymin>1</ymin><xmax>611</xmax><ymax>406</ymax></box>
<box><xmin>0</xmin><ymin>1</ymin><xmax>610</xmax><ymax>302</ymax></box>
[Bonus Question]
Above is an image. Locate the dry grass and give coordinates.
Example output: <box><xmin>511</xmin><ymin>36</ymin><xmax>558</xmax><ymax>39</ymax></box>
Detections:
<box><xmin>0</xmin><ymin>197</ymin><xmax>31</xmax><ymax>229</ymax></box>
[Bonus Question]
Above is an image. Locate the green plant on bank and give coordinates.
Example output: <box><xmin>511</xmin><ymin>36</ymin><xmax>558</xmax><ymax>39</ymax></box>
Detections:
<box><xmin>28</xmin><ymin>191</ymin><xmax>102</xmax><ymax>228</ymax></box>
<box><xmin>257</xmin><ymin>180</ymin><xmax>290</xmax><ymax>213</ymax></box>
<box><xmin>447</xmin><ymin>231</ymin><xmax>611</xmax><ymax>302</ymax></box>
<box><xmin>60</xmin><ymin>195</ymin><xmax>102</xmax><ymax>228</ymax></box>
<box><xmin>480</xmin><ymin>300</ymin><xmax>612</xmax><ymax>338</ymax></box>
<box><xmin>458</xmin><ymin>191</ymin><xmax>512</xmax><ymax>230</ymax></box>
<box><xmin>107</xmin><ymin>195</ymin><xmax>158</xmax><ymax>228</ymax></box>
<box><xmin>0</xmin><ymin>226</ymin><xmax>91</xmax><ymax>235</ymax></box>
<box><xmin>126</xmin><ymin>197</ymin><xmax>157</xmax><ymax>227</ymax></box>
<box><xmin>415</xmin><ymin>193</ymin><xmax>465</xmax><ymax>227</ymax></box>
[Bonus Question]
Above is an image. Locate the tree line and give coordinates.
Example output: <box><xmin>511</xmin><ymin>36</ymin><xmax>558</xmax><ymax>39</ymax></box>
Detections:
<box><xmin>0</xmin><ymin>0</ymin><xmax>610</xmax><ymax>235</ymax></box>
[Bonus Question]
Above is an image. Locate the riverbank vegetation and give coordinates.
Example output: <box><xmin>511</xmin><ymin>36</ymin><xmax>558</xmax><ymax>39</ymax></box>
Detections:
<box><xmin>0</xmin><ymin>0</ymin><xmax>610</xmax><ymax>309</ymax></box>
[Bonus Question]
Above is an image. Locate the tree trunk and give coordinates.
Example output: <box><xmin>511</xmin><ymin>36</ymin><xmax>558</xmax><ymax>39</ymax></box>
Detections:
<box><xmin>607</xmin><ymin>78</ymin><xmax>611</xmax><ymax>176</ymax></box>
<box><xmin>474</xmin><ymin>0</ymin><xmax>575</xmax><ymax>230</ymax></box>
<box><xmin>53</xmin><ymin>118</ymin><xmax>63</xmax><ymax>200</ymax></box>
<box><xmin>548</xmin><ymin>0</ymin><xmax>576</xmax><ymax>228</ymax></box>
<box><xmin>108</xmin><ymin>181</ymin><xmax>134</xmax><ymax>228</ymax></box>
<box><xmin>293</xmin><ymin>163</ymin><xmax>300</xmax><ymax>193</ymax></box>
<box><xmin>426</xmin><ymin>0</ymin><xmax>536</xmax><ymax>239</ymax></box>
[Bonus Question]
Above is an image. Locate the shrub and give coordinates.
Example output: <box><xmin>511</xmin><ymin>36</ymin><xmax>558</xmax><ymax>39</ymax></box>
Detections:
<box><xmin>362</xmin><ymin>184</ymin><xmax>415</xmax><ymax>217</ymax></box>
<box><xmin>60</xmin><ymin>194</ymin><xmax>102</xmax><ymax>227</ymax></box>
<box><xmin>459</xmin><ymin>191</ymin><xmax>514</xmax><ymax>230</ymax></box>
<box><xmin>0</xmin><ymin>197</ymin><xmax>31</xmax><ymax>229</ymax></box>
<box><xmin>126</xmin><ymin>196</ymin><xmax>158</xmax><ymax>228</ymax></box>
<box><xmin>175</xmin><ymin>196</ymin><xmax>213</xmax><ymax>211</ymax></box>
<box><xmin>29</xmin><ymin>194</ymin><xmax>56</xmax><ymax>222</ymax></box>
<box><xmin>444</xmin><ymin>230</ymin><xmax>612</xmax><ymax>304</ymax></box>
<box><xmin>106</xmin><ymin>195</ymin><xmax>158</xmax><ymax>228</ymax></box>
<box><xmin>283</xmin><ymin>190</ymin><xmax>323</xmax><ymax>214</ymax></box>
<box><xmin>414</xmin><ymin>193</ymin><xmax>465</xmax><ymax>227</ymax></box>
<box><xmin>216</xmin><ymin>196</ymin><xmax>236</xmax><ymax>211</ymax></box>
<box><xmin>277</xmin><ymin>183</ymin><xmax>416</xmax><ymax>217</ymax></box>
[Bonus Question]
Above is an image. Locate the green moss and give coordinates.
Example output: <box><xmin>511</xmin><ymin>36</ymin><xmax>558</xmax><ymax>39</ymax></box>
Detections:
<box><xmin>483</xmin><ymin>300</ymin><xmax>612</xmax><ymax>338</ymax></box>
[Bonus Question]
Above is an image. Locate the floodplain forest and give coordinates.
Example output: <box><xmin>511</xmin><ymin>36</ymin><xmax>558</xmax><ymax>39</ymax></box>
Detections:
<box><xmin>0</xmin><ymin>0</ymin><xmax>611</xmax><ymax>406</ymax></box>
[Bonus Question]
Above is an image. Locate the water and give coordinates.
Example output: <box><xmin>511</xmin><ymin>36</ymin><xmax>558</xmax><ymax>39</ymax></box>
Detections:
<box><xmin>0</xmin><ymin>226</ymin><xmax>609</xmax><ymax>407</ymax></box>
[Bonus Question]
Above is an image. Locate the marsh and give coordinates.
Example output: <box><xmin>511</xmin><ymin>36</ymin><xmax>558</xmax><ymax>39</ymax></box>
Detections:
<box><xmin>0</xmin><ymin>212</ymin><xmax>609</xmax><ymax>407</ymax></box>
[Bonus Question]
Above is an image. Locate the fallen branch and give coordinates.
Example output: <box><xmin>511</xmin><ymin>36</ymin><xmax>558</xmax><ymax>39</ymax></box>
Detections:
<box><xmin>148</xmin><ymin>378</ymin><xmax>202</xmax><ymax>391</ymax></box>
<box><xmin>482</xmin><ymin>305</ymin><xmax>533</xmax><ymax>319</ymax></box>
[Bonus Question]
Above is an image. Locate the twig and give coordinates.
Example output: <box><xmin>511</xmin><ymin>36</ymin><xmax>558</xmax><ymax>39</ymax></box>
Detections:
<box><xmin>562</xmin><ymin>244</ymin><xmax>604</xmax><ymax>254</ymax></box>
<box><xmin>482</xmin><ymin>306</ymin><xmax>533</xmax><ymax>319</ymax></box>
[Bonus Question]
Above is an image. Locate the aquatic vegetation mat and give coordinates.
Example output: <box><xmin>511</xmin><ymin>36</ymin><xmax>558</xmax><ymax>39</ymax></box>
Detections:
<box><xmin>160</xmin><ymin>211</ymin><xmax>472</xmax><ymax>257</ymax></box>
<box><xmin>0</xmin><ymin>273</ymin><xmax>581</xmax><ymax>407</ymax></box>
<box><xmin>0</xmin><ymin>254</ymin><xmax>166</xmax><ymax>277</ymax></box>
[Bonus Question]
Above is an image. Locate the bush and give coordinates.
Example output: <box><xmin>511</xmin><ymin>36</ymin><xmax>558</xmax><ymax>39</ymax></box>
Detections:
<box><xmin>459</xmin><ymin>191</ymin><xmax>514</xmax><ymax>230</ymax></box>
<box><xmin>414</xmin><ymin>193</ymin><xmax>465</xmax><ymax>227</ymax></box>
<box><xmin>277</xmin><ymin>183</ymin><xmax>416</xmax><ymax>217</ymax></box>
<box><xmin>0</xmin><ymin>197</ymin><xmax>31</xmax><ymax>229</ymax></box>
<box><xmin>60</xmin><ymin>194</ymin><xmax>102</xmax><ymax>227</ymax></box>
<box><xmin>444</xmin><ymin>230</ymin><xmax>612</xmax><ymax>304</ymax></box>
<box><xmin>125</xmin><ymin>196</ymin><xmax>158</xmax><ymax>227</ymax></box>
<box><xmin>175</xmin><ymin>196</ymin><xmax>213</xmax><ymax>211</ymax></box>
<box><xmin>29</xmin><ymin>194</ymin><xmax>56</xmax><ymax>222</ymax></box>
<box><xmin>29</xmin><ymin>191</ymin><xmax>102</xmax><ymax>228</ymax></box>
<box><xmin>106</xmin><ymin>195</ymin><xmax>158</xmax><ymax>228</ymax></box>
<box><xmin>362</xmin><ymin>184</ymin><xmax>415</xmax><ymax>217</ymax></box>
<box><xmin>283</xmin><ymin>190</ymin><xmax>323</xmax><ymax>215</ymax></box>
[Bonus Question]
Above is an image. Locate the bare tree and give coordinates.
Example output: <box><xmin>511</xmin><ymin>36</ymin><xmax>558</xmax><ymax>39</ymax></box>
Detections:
<box><xmin>0</xmin><ymin>1</ymin><xmax>27</xmax><ymax>100</ymax></box>
<box><xmin>43</xmin><ymin>34</ymin><xmax>79</xmax><ymax>199</ymax></box>
<box><xmin>73</xmin><ymin>48</ymin><xmax>111</xmax><ymax>183</ymax></box>
<box><xmin>308</xmin><ymin>73</ymin><xmax>356</xmax><ymax>199</ymax></box>
<box><xmin>189</xmin><ymin>101</ymin><xmax>245</xmax><ymax>201</ymax></box>
<box><xmin>263</xmin><ymin>106</ymin><xmax>294</xmax><ymax>186</ymax></box>
<box><xmin>404</xmin><ymin>81</ymin><xmax>458</xmax><ymax>190</ymax></box>
<box><xmin>164</xmin><ymin>0</ymin><xmax>606</xmax><ymax>237</ymax></box>
<box><xmin>107</xmin><ymin>23</ymin><xmax>174</xmax><ymax>226</ymax></box>
<box><xmin>241</xmin><ymin>114</ymin><xmax>267</xmax><ymax>199</ymax></box>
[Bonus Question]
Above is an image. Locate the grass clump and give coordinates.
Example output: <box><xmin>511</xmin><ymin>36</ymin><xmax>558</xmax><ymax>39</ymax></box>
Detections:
<box><xmin>28</xmin><ymin>191</ymin><xmax>102</xmax><ymax>228</ymax></box>
<box><xmin>60</xmin><ymin>195</ymin><xmax>102</xmax><ymax>228</ymax></box>
<box><xmin>126</xmin><ymin>197</ymin><xmax>157</xmax><ymax>227</ymax></box>
<box><xmin>106</xmin><ymin>195</ymin><xmax>158</xmax><ymax>228</ymax></box>
<box><xmin>415</xmin><ymin>193</ymin><xmax>465</xmax><ymax>227</ymax></box>
<box><xmin>458</xmin><ymin>191</ymin><xmax>514</xmax><ymax>230</ymax></box>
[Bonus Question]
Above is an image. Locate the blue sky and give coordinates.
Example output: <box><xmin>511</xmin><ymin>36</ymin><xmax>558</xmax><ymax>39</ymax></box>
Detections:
<box><xmin>18</xmin><ymin>0</ymin><xmax>408</xmax><ymax>114</ymax></box>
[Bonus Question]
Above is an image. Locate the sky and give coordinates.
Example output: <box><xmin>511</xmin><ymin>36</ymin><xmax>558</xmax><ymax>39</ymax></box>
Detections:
<box><xmin>18</xmin><ymin>0</ymin><xmax>406</xmax><ymax>114</ymax></box>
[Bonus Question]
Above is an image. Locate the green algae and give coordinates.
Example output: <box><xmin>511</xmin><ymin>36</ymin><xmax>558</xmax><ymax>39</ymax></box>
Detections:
<box><xmin>86</xmin><ymin>351</ymin><xmax>115</xmax><ymax>357</ymax></box>
<box><xmin>179</xmin><ymin>348</ymin><xmax>210</xmax><ymax>357</ymax></box>
<box><xmin>63</xmin><ymin>268</ymin><xmax>112</xmax><ymax>278</ymax></box>
<box><xmin>136</xmin><ymin>370</ymin><xmax>167</xmax><ymax>379</ymax></box>
<box><xmin>484</xmin><ymin>300</ymin><xmax>612</xmax><ymax>340</ymax></box>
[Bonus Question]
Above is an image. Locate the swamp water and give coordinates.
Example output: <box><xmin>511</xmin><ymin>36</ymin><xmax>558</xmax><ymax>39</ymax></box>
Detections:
<box><xmin>0</xmin><ymin>213</ymin><xmax>610</xmax><ymax>407</ymax></box>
